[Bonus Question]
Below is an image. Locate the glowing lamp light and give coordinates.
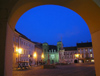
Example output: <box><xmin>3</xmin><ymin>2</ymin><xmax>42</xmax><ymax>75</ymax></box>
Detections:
<box><xmin>16</xmin><ymin>47</ymin><xmax>18</xmax><ymax>52</ymax></box>
<box><xmin>75</xmin><ymin>54</ymin><xmax>80</xmax><ymax>58</ymax></box>
<box><xmin>33</xmin><ymin>52</ymin><xmax>37</xmax><ymax>59</ymax></box>
<box><xmin>18</xmin><ymin>48</ymin><xmax>22</xmax><ymax>54</ymax></box>
<box><xmin>28</xmin><ymin>54</ymin><xmax>30</xmax><ymax>58</ymax></box>
<box><xmin>41</xmin><ymin>53</ymin><xmax>44</xmax><ymax>59</ymax></box>
<box><xmin>16</xmin><ymin>47</ymin><xmax>22</xmax><ymax>54</ymax></box>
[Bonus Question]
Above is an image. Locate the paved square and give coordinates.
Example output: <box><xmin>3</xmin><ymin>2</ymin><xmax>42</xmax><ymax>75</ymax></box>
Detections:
<box><xmin>13</xmin><ymin>63</ymin><xmax>95</xmax><ymax>76</ymax></box>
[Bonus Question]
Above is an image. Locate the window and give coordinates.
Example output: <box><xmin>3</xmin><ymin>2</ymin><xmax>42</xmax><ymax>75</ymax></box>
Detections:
<box><xmin>44</xmin><ymin>49</ymin><xmax>46</xmax><ymax>52</ymax></box>
<box><xmin>86</xmin><ymin>53</ymin><xmax>88</xmax><ymax>58</ymax></box>
<box><xmin>91</xmin><ymin>60</ymin><xmax>94</xmax><ymax>62</ymax></box>
<box><xmin>24</xmin><ymin>50</ymin><xmax>26</xmax><ymax>54</ymax></box>
<box><xmin>81</xmin><ymin>49</ymin><xmax>83</xmax><ymax>53</ymax></box>
<box><xmin>64</xmin><ymin>52</ymin><xmax>65</xmax><ymax>55</ymax></box>
<box><xmin>78</xmin><ymin>49</ymin><xmax>80</xmax><ymax>53</ymax></box>
<box><xmin>82</xmin><ymin>54</ymin><xmax>84</xmax><ymax>58</ymax></box>
<box><xmin>52</xmin><ymin>49</ymin><xmax>53</xmax><ymax>53</ymax></box>
<box><xmin>90</xmin><ymin>49</ymin><xmax>92</xmax><ymax>52</ymax></box>
<box><xmin>90</xmin><ymin>54</ymin><xmax>92</xmax><ymax>57</ymax></box>
<box><xmin>13</xmin><ymin>37</ymin><xmax>15</xmax><ymax>41</ymax></box>
<box><xmin>16</xmin><ymin>39</ymin><xmax>18</xmax><ymax>42</ymax></box>
<box><xmin>24</xmin><ymin>42</ymin><xmax>25</xmax><ymax>45</ymax></box>
<box><xmin>16</xmin><ymin>58</ymin><xmax>17</xmax><ymax>63</ymax></box>
<box><xmin>21</xmin><ymin>41</ymin><xmax>23</xmax><ymax>44</ymax></box>
<box><xmin>20</xmin><ymin>39</ymin><xmax>21</xmax><ymax>42</ymax></box>
<box><xmin>85</xmin><ymin>49</ymin><xmax>87</xmax><ymax>51</ymax></box>
<box><xmin>13</xmin><ymin>48</ymin><xmax>14</xmax><ymax>52</ymax></box>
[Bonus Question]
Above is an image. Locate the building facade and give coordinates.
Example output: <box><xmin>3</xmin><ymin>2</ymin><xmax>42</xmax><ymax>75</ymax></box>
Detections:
<box><xmin>77</xmin><ymin>42</ymin><xmax>94</xmax><ymax>63</ymax></box>
<box><xmin>43</xmin><ymin>42</ymin><xmax>94</xmax><ymax>64</ymax></box>
<box><xmin>13</xmin><ymin>30</ymin><xmax>43</xmax><ymax>68</ymax></box>
<box><xmin>42</xmin><ymin>42</ymin><xmax>62</xmax><ymax>64</ymax></box>
<box><xmin>63</xmin><ymin>47</ymin><xmax>77</xmax><ymax>63</ymax></box>
<box><xmin>34</xmin><ymin>42</ymin><xmax>43</xmax><ymax>65</ymax></box>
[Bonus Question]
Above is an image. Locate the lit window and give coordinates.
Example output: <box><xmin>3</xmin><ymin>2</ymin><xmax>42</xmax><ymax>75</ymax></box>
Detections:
<box><xmin>90</xmin><ymin>49</ymin><xmax>92</xmax><ymax>52</ymax></box>
<box><xmin>79</xmin><ymin>60</ymin><xmax>82</xmax><ymax>63</ymax></box>
<box><xmin>90</xmin><ymin>54</ymin><xmax>92</xmax><ymax>57</ymax></box>
<box><xmin>91</xmin><ymin>60</ymin><xmax>94</xmax><ymax>62</ymax></box>
<box><xmin>85</xmin><ymin>49</ymin><xmax>87</xmax><ymax>51</ymax></box>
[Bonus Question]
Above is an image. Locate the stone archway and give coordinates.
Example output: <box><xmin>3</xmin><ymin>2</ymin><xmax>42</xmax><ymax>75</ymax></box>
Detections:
<box><xmin>0</xmin><ymin>0</ymin><xmax>100</xmax><ymax>76</ymax></box>
<box><xmin>74</xmin><ymin>60</ymin><xmax>78</xmax><ymax>63</ymax></box>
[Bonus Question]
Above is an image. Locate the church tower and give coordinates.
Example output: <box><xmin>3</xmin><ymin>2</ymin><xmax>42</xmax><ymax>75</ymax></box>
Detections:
<box><xmin>57</xmin><ymin>41</ymin><xmax>63</xmax><ymax>51</ymax></box>
<box><xmin>42</xmin><ymin>42</ymin><xmax>49</xmax><ymax>63</ymax></box>
<box><xmin>42</xmin><ymin>42</ymin><xmax>49</xmax><ymax>53</ymax></box>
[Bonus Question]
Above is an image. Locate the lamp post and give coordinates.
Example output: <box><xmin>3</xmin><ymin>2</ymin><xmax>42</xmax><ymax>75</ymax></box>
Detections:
<box><xmin>16</xmin><ymin>48</ymin><xmax>22</xmax><ymax>67</ymax></box>
<box><xmin>41</xmin><ymin>53</ymin><xmax>44</xmax><ymax>65</ymax></box>
<box><xmin>74</xmin><ymin>53</ymin><xmax>80</xmax><ymax>63</ymax></box>
<box><xmin>33</xmin><ymin>52</ymin><xmax>37</xmax><ymax>66</ymax></box>
<box><xmin>75</xmin><ymin>54</ymin><xmax>80</xmax><ymax>58</ymax></box>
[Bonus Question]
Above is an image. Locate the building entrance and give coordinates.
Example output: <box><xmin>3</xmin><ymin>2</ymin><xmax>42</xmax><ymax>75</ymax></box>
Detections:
<box><xmin>74</xmin><ymin>60</ymin><xmax>78</xmax><ymax>63</ymax></box>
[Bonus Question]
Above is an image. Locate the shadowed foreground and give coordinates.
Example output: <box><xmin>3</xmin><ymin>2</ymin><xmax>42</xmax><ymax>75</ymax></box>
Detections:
<box><xmin>13</xmin><ymin>63</ymin><xmax>95</xmax><ymax>76</ymax></box>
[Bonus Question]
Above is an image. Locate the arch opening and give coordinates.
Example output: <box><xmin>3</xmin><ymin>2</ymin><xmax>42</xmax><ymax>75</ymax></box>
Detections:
<box><xmin>3</xmin><ymin>0</ymin><xmax>100</xmax><ymax>76</ymax></box>
<box><xmin>12</xmin><ymin>4</ymin><xmax>94</xmax><ymax>76</ymax></box>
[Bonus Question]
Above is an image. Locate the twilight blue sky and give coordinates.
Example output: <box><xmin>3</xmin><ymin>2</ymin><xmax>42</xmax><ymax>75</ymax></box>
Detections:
<box><xmin>15</xmin><ymin>5</ymin><xmax>91</xmax><ymax>47</ymax></box>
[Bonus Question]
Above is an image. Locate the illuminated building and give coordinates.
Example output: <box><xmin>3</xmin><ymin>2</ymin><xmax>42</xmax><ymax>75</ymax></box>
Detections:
<box><xmin>34</xmin><ymin>42</ymin><xmax>43</xmax><ymax>65</ymax></box>
<box><xmin>77</xmin><ymin>42</ymin><xmax>94</xmax><ymax>63</ymax></box>
<box><xmin>42</xmin><ymin>42</ymin><xmax>62</xmax><ymax>64</ymax></box>
<box><xmin>13</xmin><ymin>30</ymin><xmax>42</xmax><ymax>68</ymax></box>
<box><xmin>64</xmin><ymin>47</ymin><xmax>77</xmax><ymax>63</ymax></box>
<box><xmin>43</xmin><ymin>42</ymin><xmax>94</xmax><ymax>64</ymax></box>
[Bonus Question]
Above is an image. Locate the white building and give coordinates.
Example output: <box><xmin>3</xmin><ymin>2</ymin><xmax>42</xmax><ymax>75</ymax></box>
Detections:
<box><xmin>63</xmin><ymin>47</ymin><xmax>77</xmax><ymax>63</ymax></box>
<box><xmin>77</xmin><ymin>42</ymin><xmax>94</xmax><ymax>63</ymax></box>
<box><xmin>60</xmin><ymin>42</ymin><xmax>94</xmax><ymax>64</ymax></box>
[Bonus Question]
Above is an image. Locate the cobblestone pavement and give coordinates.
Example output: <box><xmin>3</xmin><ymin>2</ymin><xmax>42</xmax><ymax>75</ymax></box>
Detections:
<box><xmin>13</xmin><ymin>63</ymin><xmax>95</xmax><ymax>76</ymax></box>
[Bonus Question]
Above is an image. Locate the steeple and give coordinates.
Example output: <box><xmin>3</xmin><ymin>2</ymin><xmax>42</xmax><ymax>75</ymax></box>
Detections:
<box><xmin>61</xmin><ymin>36</ymin><xmax>63</xmax><ymax>50</ymax></box>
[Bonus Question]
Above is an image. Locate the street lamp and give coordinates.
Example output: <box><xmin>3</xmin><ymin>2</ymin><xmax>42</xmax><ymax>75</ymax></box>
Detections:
<box><xmin>18</xmin><ymin>48</ymin><xmax>22</xmax><ymax>54</ymax></box>
<box><xmin>75</xmin><ymin>54</ymin><xmax>80</xmax><ymax>58</ymax></box>
<box><xmin>41</xmin><ymin>53</ymin><xmax>44</xmax><ymax>65</ymax></box>
<box><xmin>16</xmin><ymin>48</ymin><xmax>22</xmax><ymax>67</ymax></box>
<box><xmin>33</xmin><ymin>52</ymin><xmax>37</xmax><ymax>66</ymax></box>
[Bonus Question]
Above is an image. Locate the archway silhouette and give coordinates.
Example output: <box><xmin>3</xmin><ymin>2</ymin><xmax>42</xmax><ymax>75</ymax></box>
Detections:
<box><xmin>74</xmin><ymin>60</ymin><xmax>78</xmax><ymax>63</ymax></box>
<box><xmin>1</xmin><ymin>0</ymin><xmax>100</xmax><ymax>76</ymax></box>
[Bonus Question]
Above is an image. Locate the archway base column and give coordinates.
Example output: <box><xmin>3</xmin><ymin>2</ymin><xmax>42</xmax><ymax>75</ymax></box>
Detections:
<box><xmin>91</xmin><ymin>30</ymin><xmax>100</xmax><ymax>76</ymax></box>
<box><xmin>5</xmin><ymin>24</ymin><xmax>13</xmax><ymax>76</ymax></box>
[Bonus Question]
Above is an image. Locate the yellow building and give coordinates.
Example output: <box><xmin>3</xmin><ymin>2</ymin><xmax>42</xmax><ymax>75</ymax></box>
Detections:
<box><xmin>13</xmin><ymin>30</ymin><xmax>35</xmax><ymax>68</ymax></box>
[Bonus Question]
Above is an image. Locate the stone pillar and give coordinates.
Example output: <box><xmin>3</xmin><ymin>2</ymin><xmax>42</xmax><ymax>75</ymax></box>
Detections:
<box><xmin>0</xmin><ymin>7</ymin><xmax>13</xmax><ymax>76</ymax></box>
<box><xmin>91</xmin><ymin>30</ymin><xmax>100</xmax><ymax>76</ymax></box>
<box><xmin>5</xmin><ymin>24</ymin><xmax>13</xmax><ymax>76</ymax></box>
<box><xmin>0</xmin><ymin>21</ymin><xmax>7</xmax><ymax>76</ymax></box>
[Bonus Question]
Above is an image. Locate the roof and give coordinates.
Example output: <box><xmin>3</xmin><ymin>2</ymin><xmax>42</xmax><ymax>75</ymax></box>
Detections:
<box><xmin>15</xmin><ymin>29</ymin><xmax>43</xmax><ymax>50</ymax></box>
<box><xmin>64</xmin><ymin>47</ymin><xmax>77</xmax><ymax>51</ymax></box>
<box><xmin>15</xmin><ymin>29</ymin><xmax>42</xmax><ymax>45</ymax></box>
<box><xmin>15</xmin><ymin>29</ymin><xmax>32</xmax><ymax>42</ymax></box>
<box><xmin>77</xmin><ymin>42</ymin><xmax>92</xmax><ymax>48</ymax></box>
<box><xmin>48</xmin><ymin>45</ymin><xmax>57</xmax><ymax>50</ymax></box>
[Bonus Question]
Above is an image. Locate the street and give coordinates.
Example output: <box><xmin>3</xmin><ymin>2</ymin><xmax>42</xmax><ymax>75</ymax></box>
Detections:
<box><xmin>13</xmin><ymin>63</ymin><xmax>95</xmax><ymax>76</ymax></box>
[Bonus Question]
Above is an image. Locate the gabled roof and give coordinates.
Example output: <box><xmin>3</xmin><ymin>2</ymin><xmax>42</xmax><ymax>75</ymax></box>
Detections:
<box><xmin>64</xmin><ymin>47</ymin><xmax>77</xmax><ymax>51</ymax></box>
<box><xmin>77</xmin><ymin>42</ymin><xmax>92</xmax><ymax>48</ymax></box>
